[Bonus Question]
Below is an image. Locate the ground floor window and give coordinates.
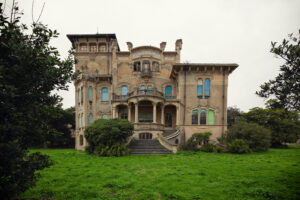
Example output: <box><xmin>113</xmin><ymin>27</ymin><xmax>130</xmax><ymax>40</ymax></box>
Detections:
<box><xmin>139</xmin><ymin>133</ymin><xmax>152</xmax><ymax>140</ymax></box>
<box><xmin>102</xmin><ymin>114</ymin><xmax>108</xmax><ymax>119</ymax></box>
<box><xmin>139</xmin><ymin>113</ymin><xmax>153</xmax><ymax>123</ymax></box>
<box><xmin>80</xmin><ymin>135</ymin><xmax>83</xmax><ymax>146</ymax></box>
<box><xmin>120</xmin><ymin>113</ymin><xmax>128</xmax><ymax>119</ymax></box>
<box><xmin>165</xmin><ymin>113</ymin><xmax>172</xmax><ymax>127</ymax></box>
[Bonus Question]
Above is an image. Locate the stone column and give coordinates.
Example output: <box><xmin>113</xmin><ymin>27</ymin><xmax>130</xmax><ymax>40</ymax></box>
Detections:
<box><xmin>153</xmin><ymin>102</ymin><xmax>157</xmax><ymax>123</ymax></box>
<box><xmin>128</xmin><ymin>105</ymin><xmax>131</xmax><ymax>122</ymax></box>
<box><xmin>161</xmin><ymin>105</ymin><xmax>165</xmax><ymax>124</ymax></box>
<box><xmin>135</xmin><ymin>103</ymin><xmax>138</xmax><ymax>123</ymax></box>
<box><xmin>176</xmin><ymin>105</ymin><xmax>180</xmax><ymax>126</ymax></box>
<box><xmin>112</xmin><ymin>107</ymin><xmax>116</xmax><ymax>118</ymax></box>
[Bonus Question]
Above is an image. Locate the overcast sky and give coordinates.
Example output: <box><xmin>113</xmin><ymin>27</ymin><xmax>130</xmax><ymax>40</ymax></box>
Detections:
<box><xmin>3</xmin><ymin>0</ymin><xmax>300</xmax><ymax>111</ymax></box>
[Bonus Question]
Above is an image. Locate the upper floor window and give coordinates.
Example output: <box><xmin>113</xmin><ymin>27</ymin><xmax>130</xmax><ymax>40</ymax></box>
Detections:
<box><xmin>102</xmin><ymin>114</ymin><xmax>108</xmax><ymax>119</ymax></box>
<box><xmin>88</xmin><ymin>86</ymin><xmax>93</xmax><ymax>103</ymax></box>
<box><xmin>197</xmin><ymin>78</ymin><xmax>203</xmax><ymax>97</ymax></box>
<box><xmin>133</xmin><ymin>61</ymin><xmax>141</xmax><ymax>71</ymax></box>
<box><xmin>142</xmin><ymin>60</ymin><xmax>151</xmax><ymax>72</ymax></box>
<box><xmin>81</xmin><ymin>113</ymin><xmax>85</xmax><ymax>127</ymax></box>
<box><xmin>200</xmin><ymin>109</ymin><xmax>206</xmax><ymax>125</ymax></box>
<box><xmin>102</xmin><ymin>87</ymin><xmax>108</xmax><ymax>101</ymax></box>
<box><xmin>165</xmin><ymin>86</ymin><xmax>173</xmax><ymax>99</ymax></box>
<box><xmin>79</xmin><ymin>43</ymin><xmax>87</xmax><ymax>52</ymax></box>
<box><xmin>88</xmin><ymin>113</ymin><xmax>93</xmax><ymax>125</ymax></box>
<box><xmin>90</xmin><ymin>43</ymin><xmax>97</xmax><ymax>52</ymax></box>
<box><xmin>153</xmin><ymin>61</ymin><xmax>159</xmax><ymax>72</ymax></box>
<box><xmin>78</xmin><ymin>114</ymin><xmax>81</xmax><ymax>128</ymax></box>
<box><xmin>208</xmin><ymin>110</ymin><xmax>215</xmax><ymax>125</ymax></box>
<box><xmin>121</xmin><ymin>86</ymin><xmax>128</xmax><ymax>96</ymax></box>
<box><xmin>204</xmin><ymin>78</ymin><xmax>210</xmax><ymax>97</ymax></box>
<box><xmin>80</xmin><ymin>87</ymin><xmax>83</xmax><ymax>104</ymax></box>
<box><xmin>99</xmin><ymin>43</ymin><xmax>106</xmax><ymax>52</ymax></box>
<box><xmin>78</xmin><ymin>88</ymin><xmax>81</xmax><ymax>105</ymax></box>
<box><xmin>192</xmin><ymin>110</ymin><xmax>198</xmax><ymax>125</ymax></box>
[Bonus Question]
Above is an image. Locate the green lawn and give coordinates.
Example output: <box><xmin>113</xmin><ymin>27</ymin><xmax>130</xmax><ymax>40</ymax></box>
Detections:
<box><xmin>20</xmin><ymin>147</ymin><xmax>300</xmax><ymax>200</ymax></box>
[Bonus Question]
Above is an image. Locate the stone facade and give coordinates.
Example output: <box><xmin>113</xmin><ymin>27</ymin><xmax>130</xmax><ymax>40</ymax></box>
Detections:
<box><xmin>67</xmin><ymin>34</ymin><xmax>238</xmax><ymax>151</ymax></box>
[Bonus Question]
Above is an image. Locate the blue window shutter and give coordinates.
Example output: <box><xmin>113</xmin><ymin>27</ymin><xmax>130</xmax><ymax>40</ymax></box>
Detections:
<box><xmin>165</xmin><ymin>86</ymin><xmax>172</xmax><ymax>96</ymax></box>
<box><xmin>121</xmin><ymin>86</ymin><xmax>128</xmax><ymax>96</ymax></box>
<box><xmin>102</xmin><ymin>114</ymin><xmax>108</xmax><ymax>119</ymax></box>
<box><xmin>102</xmin><ymin>88</ymin><xmax>108</xmax><ymax>101</ymax></box>
<box><xmin>197</xmin><ymin>85</ymin><xmax>203</xmax><ymax>95</ymax></box>
<box><xmin>88</xmin><ymin>86</ymin><xmax>93</xmax><ymax>102</ymax></box>
<box><xmin>204</xmin><ymin>78</ymin><xmax>210</xmax><ymax>95</ymax></box>
<box><xmin>78</xmin><ymin>89</ymin><xmax>81</xmax><ymax>104</ymax></box>
<box><xmin>88</xmin><ymin>113</ymin><xmax>93</xmax><ymax>124</ymax></box>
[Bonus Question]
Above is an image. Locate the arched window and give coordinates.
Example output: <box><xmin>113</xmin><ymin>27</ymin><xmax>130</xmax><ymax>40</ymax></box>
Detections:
<box><xmin>208</xmin><ymin>110</ymin><xmax>215</xmax><ymax>125</ymax></box>
<box><xmin>78</xmin><ymin>88</ymin><xmax>81</xmax><ymax>105</ymax></box>
<box><xmin>81</xmin><ymin>113</ymin><xmax>85</xmax><ymax>127</ymax></box>
<box><xmin>140</xmin><ymin>85</ymin><xmax>146</xmax><ymax>94</ymax></box>
<box><xmin>133</xmin><ymin>61</ymin><xmax>141</xmax><ymax>71</ymax></box>
<box><xmin>102</xmin><ymin>114</ymin><xmax>108</xmax><ymax>119</ymax></box>
<box><xmin>102</xmin><ymin>87</ymin><xmax>108</xmax><ymax>101</ymax></box>
<box><xmin>165</xmin><ymin>86</ymin><xmax>173</xmax><ymax>99</ymax></box>
<box><xmin>204</xmin><ymin>78</ymin><xmax>210</xmax><ymax>96</ymax></box>
<box><xmin>88</xmin><ymin>113</ymin><xmax>93</xmax><ymax>125</ymax></box>
<box><xmin>197</xmin><ymin>78</ymin><xmax>203</xmax><ymax>97</ymax></box>
<box><xmin>121</xmin><ymin>86</ymin><xmax>128</xmax><ymax>96</ymax></box>
<box><xmin>81</xmin><ymin>87</ymin><xmax>83</xmax><ymax>104</ymax></box>
<box><xmin>78</xmin><ymin>114</ymin><xmax>81</xmax><ymax>128</ymax></box>
<box><xmin>200</xmin><ymin>109</ymin><xmax>206</xmax><ymax>125</ymax></box>
<box><xmin>88</xmin><ymin>86</ymin><xmax>93</xmax><ymax>103</ymax></box>
<box><xmin>192</xmin><ymin>110</ymin><xmax>198</xmax><ymax>125</ymax></box>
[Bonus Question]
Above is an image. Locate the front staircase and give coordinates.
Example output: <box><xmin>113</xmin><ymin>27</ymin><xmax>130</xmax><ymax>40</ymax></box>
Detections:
<box><xmin>128</xmin><ymin>139</ymin><xmax>172</xmax><ymax>155</ymax></box>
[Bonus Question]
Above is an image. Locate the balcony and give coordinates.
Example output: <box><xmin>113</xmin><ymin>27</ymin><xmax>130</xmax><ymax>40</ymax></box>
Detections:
<box><xmin>112</xmin><ymin>94</ymin><xmax>128</xmax><ymax>101</ymax></box>
<box><xmin>140</xmin><ymin>69</ymin><xmax>152</xmax><ymax>78</ymax></box>
<box><xmin>134</xmin><ymin>123</ymin><xmax>164</xmax><ymax>131</ymax></box>
<box><xmin>128</xmin><ymin>88</ymin><xmax>164</xmax><ymax>98</ymax></box>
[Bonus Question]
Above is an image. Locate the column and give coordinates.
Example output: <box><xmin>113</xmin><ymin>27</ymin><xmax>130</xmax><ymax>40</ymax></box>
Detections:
<box><xmin>135</xmin><ymin>103</ymin><xmax>138</xmax><ymax>123</ymax></box>
<box><xmin>153</xmin><ymin>102</ymin><xmax>157</xmax><ymax>123</ymax></box>
<box><xmin>161</xmin><ymin>105</ymin><xmax>165</xmax><ymax>124</ymax></box>
<box><xmin>112</xmin><ymin>107</ymin><xmax>116</xmax><ymax>118</ymax></box>
<box><xmin>128</xmin><ymin>105</ymin><xmax>131</xmax><ymax>122</ymax></box>
<box><xmin>176</xmin><ymin>105</ymin><xmax>180</xmax><ymax>126</ymax></box>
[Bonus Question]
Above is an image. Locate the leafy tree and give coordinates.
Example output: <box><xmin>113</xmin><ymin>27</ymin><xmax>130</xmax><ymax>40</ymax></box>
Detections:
<box><xmin>256</xmin><ymin>30</ymin><xmax>300</xmax><ymax>111</ymax></box>
<box><xmin>244</xmin><ymin>105</ymin><xmax>300</xmax><ymax>147</ymax></box>
<box><xmin>0</xmin><ymin>4</ymin><xmax>76</xmax><ymax>199</ymax></box>
<box><xmin>84</xmin><ymin>119</ymin><xmax>133</xmax><ymax>156</ymax></box>
<box><xmin>224</xmin><ymin>121</ymin><xmax>271</xmax><ymax>152</ymax></box>
<box><xmin>227</xmin><ymin>106</ymin><xmax>244</xmax><ymax>128</ymax></box>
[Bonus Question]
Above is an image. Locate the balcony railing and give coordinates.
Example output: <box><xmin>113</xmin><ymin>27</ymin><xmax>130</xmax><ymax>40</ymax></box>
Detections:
<box><xmin>141</xmin><ymin>69</ymin><xmax>152</xmax><ymax>78</ymax></box>
<box><xmin>128</xmin><ymin>88</ymin><xmax>164</xmax><ymax>98</ymax></box>
<box><xmin>112</xmin><ymin>94</ymin><xmax>128</xmax><ymax>101</ymax></box>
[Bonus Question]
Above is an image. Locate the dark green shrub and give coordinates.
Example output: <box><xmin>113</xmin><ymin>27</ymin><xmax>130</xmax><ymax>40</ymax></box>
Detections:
<box><xmin>225</xmin><ymin>121</ymin><xmax>271</xmax><ymax>152</ymax></box>
<box><xmin>180</xmin><ymin>132</ymin><xmax>215</xmax><ymax>152</ymax></box>
<box><xmin>201</xmin><ymin>143</ymin><xmax>217</xmax><ymax>152</ymax></box>
<box><xmin>179</xmin><ymin>137</ymin><xmax>198</xmax><ymax>151</ymax></box>
<box><xmin>84</xmin><ymin>119</ymin><xmax>133</xmax><ymax>157</ymax></box>
<box><xmin>227</xmin><ymin>139</ymin><xmax>252</xmax><ymax>154</ymax></box>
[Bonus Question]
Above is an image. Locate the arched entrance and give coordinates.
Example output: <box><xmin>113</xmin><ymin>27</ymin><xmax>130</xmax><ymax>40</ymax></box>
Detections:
<box><xmin>164</xmin><ymin>105</ymin><xmax>177</xmax><ymax>129</ymax></box>
<box><xmin>138</xmin><ymin>100</ymin><xmax>153</xmax><ymax>123</ymax></box>
<box><xmin>139</xmin><ymin>132</ymin><xmax>153</xmax><ymax>140</ymax></box>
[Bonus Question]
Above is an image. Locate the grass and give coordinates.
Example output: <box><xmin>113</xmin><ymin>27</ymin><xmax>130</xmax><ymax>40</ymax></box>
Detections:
<box><xmin>19</xmin><ymin>146</ymin><xmax>300</xmax><ymax>200</ymax></box>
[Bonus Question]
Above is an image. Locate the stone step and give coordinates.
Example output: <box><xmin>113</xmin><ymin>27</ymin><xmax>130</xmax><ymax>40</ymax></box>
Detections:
<box><xmin>128</xmin><ymin>139</ymin><xmax>172</xmax><ymax>155</ymax></box>
<box><xmin>162</xmin><ymin>130</ymin><xmax>177</xmax><ymax>137</ymax></box>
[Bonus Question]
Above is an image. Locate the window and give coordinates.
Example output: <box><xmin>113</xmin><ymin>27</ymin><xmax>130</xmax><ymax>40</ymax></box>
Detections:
<box><xmin>140</xmin><ymin>85</ymin><xmax>146</xmax><ymax>94</ymax></box>
<box><xmin>200</xmin><ymin>109</ymin><xmax>206</xmax><ymax>125</ymax></box>
<box><xmin>102</xmin><ymin>87</ymin><xmax>108</xmax><ymax>101</ymax></box>
<box><xmin>99</xmin><ymin>43</ymin><xmax>106</xmax><ymax>52</ymax></box>
<box><xmin>121</xmin><ymin>86</ymin><xmax>128</xmax><ymax>96</ymax></box>
<box><xmin>102</xmin><ymin>114</ymin><xmax>108</xmax><ymax>119</ymax></box>
<box><xmin>78</xmin><ymin>114</ymin><xmax>81</xmax><ymax>128</ymax></box>
<box><xmin>80</xmin><ymin>135</ymin><xmax>84</xmax><ymax>146</ymax></box>
<box><xmin>204</xmin><ymin>78</ymin><xmax>210</xmax><ymax>96</ymax></box>
<box><xmin>81</xmin><ymin>113</ymin><xmax>85</xmax><ymax>127</ymax></box>
<box><xmin>165</xmin><ymin>86</ymin><xmax>173</xmax><ymax>99</ymax></box>
<box><xmin>78</xmin><ymin>88</ymin><xmax>81</xmax><ymax>105</ymax></box>
<box><xmin>80</xmin><ymin>43</ymin><xmax>87</xmax><ymax>52</ymax></box>
<box><xmin>81</xmin><ymin>87</ymin><xmax>83</xmax><ymax>104</ymax></box>
<box><xmin>88</xmin><ymin>86</ymin><xmax>93</xmax><ymax>103</ymax></box>
<box><xmin>88</xmin><ymin>113</ymin><xmax>93</xmax><ymax>125</ymax></box>
<box><xmin>139</xmin><ymin>113</ymin><xmax>153</xmax><ymax>123</ymax></box>
<box><xmin>133</xmin><ymin>61</ymin><xmax>141</xmax><ymax>71</ymax></box>
<box><xmin>139</xmin><ymin>133</ymin><xmax>152</xmax><ymax>140</ymax></box>
<box><xmin>153</xmin><ymin>61</ymin><xmax>159</xmax><ymax>71</ymax></box>
<box><xmin>165</xmin><ymin>113</ymin><xmax>172</xmax><ymax>127</ymax></box>
<box><xmin>197</xmin><ymin>78</ymin><xmax>203</xmax><ymax>97</ymax></box>
<box><xmin>142</xmin><ymin>60</ymin><xmax>151</xmax><ymax>71</ymax></box>
<box><xmin>192</xmin><ymin>110</ymin><xmax>198</xmax><ymax>125</ymax></box>
<box><xmin>120</xmin><ymin>113</ymin><xmax>128</xmax><ymax>119</ymax></box>
<box><xmin>208</xmin><ymin>110</ymin><xmax>215</xmax><ymax>125</ymax></box>
<box><xmin>90</xmin><ymin>43</ymin><xmax>97</xmax><ymax>52</ymax></box>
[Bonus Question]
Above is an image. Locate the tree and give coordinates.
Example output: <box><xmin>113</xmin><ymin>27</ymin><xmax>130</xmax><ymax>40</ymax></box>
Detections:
<box><xmin>256</xmin><ymin>30</ymin><xmax>300</xmax><ymax>111</ymax></box>
<box><xmin>84</xmin><ymin>119</ymin><xmax>134</xmax><ymax>156</ymax></box>
<box><xmin>0</xmin><ymin>4</ymin><xmax>76</xmax><ymax>198</ymax></box>
<box><xmin>227</xmin><ymin>106</ymin><xmax>244</xmax><ymax>128</ymax></box>
<box><xmin>244</xmin><ymin>105</ymin><xmax>300</xmax><ymax>147</ymax></box>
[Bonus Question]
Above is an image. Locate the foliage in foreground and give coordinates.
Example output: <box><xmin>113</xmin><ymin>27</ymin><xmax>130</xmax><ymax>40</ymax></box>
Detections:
<box><xmin>84</xmin><ymin>119</ymin><xmax>133</xmax><ymax>156</ymax></box>
<box><xmin>224</xmin><ymin>121</ymin><xmax>271</xmax><ymax>152</ymax></box>
<box><xmin>180</xmin><ymin>132</ymin><xmax>212</xmax><ymax>151</ymax></box>
<box><xmin>244</xmin><ymin>105</ymin><xmax>300</xmax><ymax>147</ymax></box>
<box><xmin>19</xmin><ymin>148</ymin><xmax>300</xmax><ymax>200</ymax></box>
<box><xmin>0</xmin><ymin>5</ymin><xmax>76</xmax><ymax>199</ymax></box>
<box><xmin>256</xmin><ymin>30</ymin><xmax>300</xmax><ymax>111</ymax></box>
<box><xmin>227</xmin><ymin>139</ymin><xmax>252</xmax><ymax>154</ymax></box>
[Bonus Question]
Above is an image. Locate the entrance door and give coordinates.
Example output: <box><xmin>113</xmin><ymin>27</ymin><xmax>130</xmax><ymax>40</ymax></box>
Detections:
<box><xmin>139</xmin><ymin>133</ymin><xmax>153</xmax><ymax>140</ymax></box>
<box><xmin>165</xmin><ymin>113</ymin><xmax>172</xmax><ymax>127</ymax></box>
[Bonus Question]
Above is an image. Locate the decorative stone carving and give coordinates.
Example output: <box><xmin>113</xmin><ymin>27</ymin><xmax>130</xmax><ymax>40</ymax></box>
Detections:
<box><xmin>126</xmin><ymin>42</ymin><xmax>133</xmax><ymax>51</ymax></box>
<box><xmin>160</xmin><ymin>42</ymin><xmax>166</xmax><ymax>51</ymax></box>
<box><xmin>133</xmin><ymin>50</ymin><xmax>160</xmax><ymax>59</ymax></box>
